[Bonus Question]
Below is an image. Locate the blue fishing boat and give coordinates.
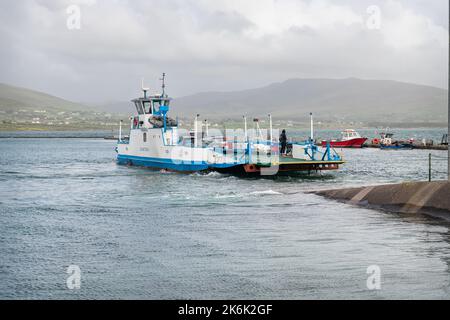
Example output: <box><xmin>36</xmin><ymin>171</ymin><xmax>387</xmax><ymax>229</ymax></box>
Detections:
<box><xmin>379</xmin><ymin>132</ymin><xmax>414</xmax><ymax>150</ymax></box>
<box><xmin>116</xmin><ymin>75</ymin><xmax>344</xmax><ymax>175</ymax></box>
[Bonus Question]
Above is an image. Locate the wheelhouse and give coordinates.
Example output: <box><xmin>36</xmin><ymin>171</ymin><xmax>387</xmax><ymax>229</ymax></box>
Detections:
<box><xmin>342</xmin><ymin>129</ymin><xmax>361</xmax><ymax>140</ymax></box>
<box><xmin>132</xmin><ymin>96</ymin><xmax>171</xmax><ymax>116</ymax></box>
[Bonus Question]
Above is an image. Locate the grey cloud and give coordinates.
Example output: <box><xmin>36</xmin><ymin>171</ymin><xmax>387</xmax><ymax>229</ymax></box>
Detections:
<box><xmin>200</xmin><ymin>10</ymin><xmax>254</xmax><ymax>34</ymax></box>
<box><xmin>0</xmin><ymin>0</ymin><xmax>447</xmax><ymax>103</ymax></box>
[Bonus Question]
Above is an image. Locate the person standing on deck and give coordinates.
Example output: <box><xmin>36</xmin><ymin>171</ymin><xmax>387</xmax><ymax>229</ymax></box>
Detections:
<box><xmin>280</xmin><ymin>129</ymin><xmax>287</xmax><ymax>155</ymax></box>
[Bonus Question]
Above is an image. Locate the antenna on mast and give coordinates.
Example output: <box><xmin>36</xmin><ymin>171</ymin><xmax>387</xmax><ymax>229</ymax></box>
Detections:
<box><xmin>160</xmin><ymin>73</ymin><xmax>166</xmax><ymax>97</ymax></box>
<box><xmin>141</xmin><ymin>78</ymin><xmax>150</xmax><ymax>99</ymax></box>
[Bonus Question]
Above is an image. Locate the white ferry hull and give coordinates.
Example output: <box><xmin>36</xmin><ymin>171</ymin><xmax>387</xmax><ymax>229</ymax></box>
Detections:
<box><xmin>117</xmin><ymin>128</ymin><xmax>242</xmax><ymax>172</ymax></box>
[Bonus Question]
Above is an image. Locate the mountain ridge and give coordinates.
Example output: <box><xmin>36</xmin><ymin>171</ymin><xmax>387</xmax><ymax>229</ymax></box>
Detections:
<box><xmin>170</xmin><ymin>78</ymin><xmax>448</xmax><ymax>122</ymax></box>
<box><xmin>1</xmin><ymin>78</ymin><xmax>447</xmax><ymax>125</ymax></box>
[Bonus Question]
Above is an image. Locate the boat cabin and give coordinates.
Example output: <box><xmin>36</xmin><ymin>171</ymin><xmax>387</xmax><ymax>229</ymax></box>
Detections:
<box><xmin>132</xmin><ymin>96</ymin><xmax>171</xmax><ymax>116</ymax></box>
<box><xmin>130</xmin><ymin>74</ymin><xmax>177</xmax><ymax>131</ymax></box>
<box><xmin>342</xmin><ymin>129</ymin><xmax>362</xmax><ymax>141</ymax></box>
<box><xmin>380</xmin><ymin>132</ymin><xmax>394</xmax><ymax>145</ymax></box>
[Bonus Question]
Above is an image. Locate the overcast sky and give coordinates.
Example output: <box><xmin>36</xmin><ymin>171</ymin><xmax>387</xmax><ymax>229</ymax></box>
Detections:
<box><xmin>0</xmin><ymin>0</ymin><xmax>448</xmax><ymax>103</ymax></box>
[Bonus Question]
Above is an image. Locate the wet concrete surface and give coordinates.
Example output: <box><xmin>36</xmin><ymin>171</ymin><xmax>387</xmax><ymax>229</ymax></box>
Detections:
<box><xmin>313</xmin><ymin>181</ymin><xmax>450</xmax><ymax>220</ymax></box>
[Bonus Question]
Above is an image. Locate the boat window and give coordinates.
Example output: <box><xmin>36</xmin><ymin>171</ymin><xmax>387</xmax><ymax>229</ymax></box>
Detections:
<box><xmin>143</xmin><ymin>132</ymin><xmax>147</xmax><ymax>142</ymax></box>
<box><xmin>134</xmin><ymin>101</ymin><xmax>145</xmax><ymax>115</ymax></box>
<box><xmin>153</xmin><ymin>100</ymin><xmax>161</xmax><ymax>113</ymax></box>
<box><xmin>143</xmin><ymin>101</ymin><xmax>152</xmax><ymax>114</ymax></box>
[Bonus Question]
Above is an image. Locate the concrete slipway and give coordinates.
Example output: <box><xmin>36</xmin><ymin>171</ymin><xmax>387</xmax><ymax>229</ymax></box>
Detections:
<box><xmin>312</xmin><ymin>181</ymin><xmax>450</xmax><ymax>221</ymax></box>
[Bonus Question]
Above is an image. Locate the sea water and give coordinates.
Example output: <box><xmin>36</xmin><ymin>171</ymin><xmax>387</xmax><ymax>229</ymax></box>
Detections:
<box><xmin>0</xmin><ymin>134</ymin><xmax>449</xmax><ymax>299</ymax></box>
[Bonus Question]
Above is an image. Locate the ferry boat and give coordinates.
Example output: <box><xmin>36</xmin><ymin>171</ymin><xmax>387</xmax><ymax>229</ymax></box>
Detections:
<box><xmin>116</xmin><ymin>75</ymin><xmax>345</xmax><ymax>175</ymax></box>
<box><xmin>321</xmin><ymin>129</ymin><xmax>367</xmax><ymax>148</ymax></box>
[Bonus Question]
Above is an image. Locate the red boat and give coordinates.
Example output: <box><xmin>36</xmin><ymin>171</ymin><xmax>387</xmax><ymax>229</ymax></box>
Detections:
<box><xmin>321</xmin><ymin>129</ymin><xmax>367</xmax><ymax>148</ymax></box>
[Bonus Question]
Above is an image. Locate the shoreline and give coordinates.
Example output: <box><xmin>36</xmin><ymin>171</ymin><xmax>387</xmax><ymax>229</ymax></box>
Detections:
<box><xmin>1</xmin><ymin>134</ymin><xmax>447</xmax><ymax>150</ymax></box>
<box><xmin>0</xmin><ymin>136</ymin><xmax>114</xmax><ymax>139</ymax></box>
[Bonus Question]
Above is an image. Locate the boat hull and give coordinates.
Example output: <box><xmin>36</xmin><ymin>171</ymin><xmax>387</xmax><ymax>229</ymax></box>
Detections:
<box><xmin>380</xmin><ymin>144</ymin><xmax>414</xmax><ymax>150</ymax></box>
<box><xmin>215</xmin><ymin>162</ymin><xmax>344</xmax><ymax>175</ymax></box>
<box><xmin>321</xmin><ymin>137</ymin><xmax>367</xmax><ymax>148</ymax></box>
<box><xmin>117</xmin><ymin>154</ymin><xmax>345</xmax><ymax>175</ymax></box>
<box><xmin>117</xmin><ymin>154</ymin><xmax>210</xmax><ymax>172</ymax></box>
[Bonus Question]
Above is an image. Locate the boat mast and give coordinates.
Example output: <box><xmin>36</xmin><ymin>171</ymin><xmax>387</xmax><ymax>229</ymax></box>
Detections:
<box><xmin>310</xmin><ymin>112</ymin><xmax>314</xmax><ymax>142</ymax></box>
<box><xmin>160</xmin><ymin>73</ymin><xmax>166</xmax><ymax>97</ymax></box>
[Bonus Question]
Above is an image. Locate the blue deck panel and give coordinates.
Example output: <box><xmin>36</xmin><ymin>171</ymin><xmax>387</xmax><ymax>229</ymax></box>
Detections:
<box><xmin>117</xmin><ymin>154</ymin><xmax>240</xmax><ymax>172</ymax></box>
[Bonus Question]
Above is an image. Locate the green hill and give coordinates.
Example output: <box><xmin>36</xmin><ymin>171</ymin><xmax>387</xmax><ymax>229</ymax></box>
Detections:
<box><xmin>0</xmin><ymin>83</ymin><xmax>122</xmax><ymax>131</ymax></box>
<box><xmin>0</xmin><ymin>83</ymin><xmax>90</xmax><ymax>112</ymax></box>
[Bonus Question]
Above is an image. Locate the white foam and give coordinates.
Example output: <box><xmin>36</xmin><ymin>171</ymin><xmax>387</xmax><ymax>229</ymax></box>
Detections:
<box><xmin>214</xmin><ymin>193</ymin><xmax>241</xmax><ymax>199</ymax></box>
<box><xmin>249</xmin><ymin>190</ymin><xmax>283</xmax><ymax>196</ymax></box>
<box><xmin>190</xmin><ymin>171</ymin><xmax>225</xmax><ymax>178</ymax></box>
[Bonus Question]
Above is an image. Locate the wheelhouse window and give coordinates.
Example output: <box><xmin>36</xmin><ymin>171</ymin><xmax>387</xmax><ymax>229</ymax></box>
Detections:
<box><xmin>134</xmin><ymin>101</ymin><xmax>145</xmax><ymax>115</ymax></box>
<box><xmin>143</xmin><ymin>101</ymin><xmax>152</xmax><ymax>114</ymax></box>
<box><xmin>152</xmin><ymin>99</ymin><xmax>170</xmax><ymax>114</ymax></box>
<box><xmin>143</xmin><ymin>132</ymin><xmax>147</xmax><ymax>142</ymax></box>
<box><xmin>152</xmin><ymin>100</ymin><xmax>162</xmax><ymax>114</ymax></box>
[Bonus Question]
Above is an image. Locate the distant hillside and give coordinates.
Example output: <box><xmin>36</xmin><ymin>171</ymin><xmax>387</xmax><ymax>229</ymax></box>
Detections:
<box><xmin>93</xmin><ymin>100</ymin><xmax>135</xmax><ymax>115</ymax></box>
<box><xmin>1</xmin><ymin>79</ymin><xmax>447</xmax><ymax>130</ymax></box>
<box><xmin>0</xmin><ymin>83</ymin><xmax>123</xmax><ymax>131</ymax></box>
<box><xmin>171</xmin><ymin>78</ymin><xmax>448</xmax><ymax>123</ymax></box>
<box><xmin>0</xmin><ymin>83</ymin><xmax>90</xmax><ymax>112</ymax></box>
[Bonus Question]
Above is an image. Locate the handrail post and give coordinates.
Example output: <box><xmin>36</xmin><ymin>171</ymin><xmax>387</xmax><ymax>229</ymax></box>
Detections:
<box><xmin>194</xmin><ymin>114</ymin><xmax>199</xmax><ymax>147</ymax></box>
<box><xmin>119</xmin><ymin>120</ymin><xmax>122</xmax><ymax>142</ymax></box>
<box><xmin>268</xmin><ymin>114</ymin><xmax>273</xmax><ymax>145</ymax></box>
<box><xmin>429</xmin><ymin>153</ymin><xmax>432</xmax><ymax>182</ymax></box>
<box><xmin>243</xmin><ymin>116</ymin><xmax>248</xmax><ymax>142</ymax></box>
